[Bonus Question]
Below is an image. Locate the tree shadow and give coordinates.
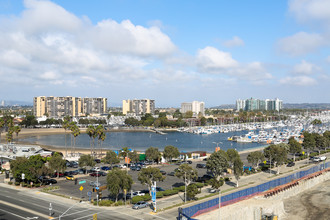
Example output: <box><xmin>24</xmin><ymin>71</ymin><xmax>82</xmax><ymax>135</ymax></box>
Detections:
<box><xmin>225</xmin><ymin>181</ymin><xmax>236</xmax><ymax>187</ymax></box>
<box><xmin>172</xmin><ymin>182</ymin><xmax>184</xmax><ymax>188</ymax></box>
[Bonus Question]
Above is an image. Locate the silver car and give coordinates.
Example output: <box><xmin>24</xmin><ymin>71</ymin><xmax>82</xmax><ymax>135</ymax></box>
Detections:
<box><xmin>132</xmin><ymin>201</ymin><xmax>149</xmax><ymax>209</ymax></box>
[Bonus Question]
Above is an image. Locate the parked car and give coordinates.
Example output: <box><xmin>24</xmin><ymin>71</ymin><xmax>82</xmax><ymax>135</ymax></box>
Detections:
<box><xmin>94</xmin><ymin>159</ymin><xmax>101</xmax><ymax>163</ymax></box>
<box><xmin>160</xmin><ymin>170</ymin><xmax>166</xmax><ymax>175</ymax></box>
<box><xmin>89</xmin><ymin>172</ymin><xmax>101</xmax><ymax>177</ymax></box>
<box><xmin>77</xmin><ymin>168</ymin><xmax>86</xmax><ymax>174</ymax></box>
<box><xmin>47</xmin><ymin>179</ymin><xmax>57</xmax><ymax>184</ymax></box>
<box><xmin>167</xmin><ymin>171</ymin><xmax>176</xmax><ymax>176</ymax></box>
<box><xmin>196</xmin><ymin>164</ymin><xmax>206</xmax><ymax>169</ymax></box>
<box><xmin>319</xmin><ymin>156</ymin><xmax>327</xmax><ymax>161</ymax></box>
<box><xmin>66</xmin><ymin>175</ymin><xmax>75</xmax><ymax>181</ymax></box>
<box><xmin>132</xmin><ymin>201</ymin><xmax>149</xmax><ymax>210</ymax></box>
<box><xmin>287</xmin><ymin>162</ymin><xmax>295</xmax><ymax>167</ymax></box>
<box><xmin>71</xmin><ymin>170</ymin><xmax>79</xmax><ymax>175</ymax></box>
<box><xmin>91</xmin><ymin>167</ymin><xmax>101</xmax><ymax>172</ymax></box>
<box><xmin>101</xmin><ymin>166</ymin><xmax>110</xmax><ymax>171</ymax></box>
<box><xmin>130</xmin><ymin>166</ymin><xmax>141</xmax><ymax>171</ymax></box>
<box><xmin>156</xmin><ymin>187</ymin><xmax>165</xmax><ymax>191</ymax></box>
<box><xmin>313</xmin><ymin>157</ymin><xmax>321</xmax><ymax>162</ymax></box>
<box><xmin>196</xmin><ymin>174</ymin><xmax>213</xmax><ymax>182</ymax></box>
<box><xmin>89</xmin><ymin>181</ymin><xmax>101</xmax><ymax>187</ymax></box>
<box><xmin>52</xmin><ymin>172</ymin><xmax>64</xmax><ymax>178</ymax></box>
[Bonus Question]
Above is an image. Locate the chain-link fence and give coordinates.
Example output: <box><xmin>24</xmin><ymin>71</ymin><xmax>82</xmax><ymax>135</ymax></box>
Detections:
<box><xmin>179</xmin><ymin>161</ymin><xmax>330</xmax><ymax>219</ymax></box>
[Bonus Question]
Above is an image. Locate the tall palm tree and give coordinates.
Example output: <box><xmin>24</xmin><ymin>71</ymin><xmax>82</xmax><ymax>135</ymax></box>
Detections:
<box><xmin>69</xmin><ymin>122</ymin><xmax>76</xmax><ymax>154</ymax></box>
<box><xmin>73</xmin><ymin>125</ymin><xmax>81</xmax><ymax>155</ymax></box>
<box><xmin>96</xmin><ymin>125</ymin><xmax>105</xmax><ymax>156</ymax></box>
<box><xmin>86</xmin><ymin>125</ymin><xmax>96</xmax><ymax>156</ymax></box>
<box><xmin>0</xmin><ymin>118</ymin><xmax>4</xmax><ymax>144</ymax></box>
<box><xmin>13</xmin><ymin>126</ymin><xmax>21</xmax><ymax>142</ymax></box>
<box><xmin>62</xmin><ymin>118</ymin><xmax>70</xmax><ymax>156</ymax></box>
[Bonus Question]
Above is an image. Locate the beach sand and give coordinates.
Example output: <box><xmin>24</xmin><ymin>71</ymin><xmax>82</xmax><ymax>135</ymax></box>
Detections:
<box><xmin>0</xmin><ymin>128</ymin><xmax>267</xmax><ymax>156</ymax></box>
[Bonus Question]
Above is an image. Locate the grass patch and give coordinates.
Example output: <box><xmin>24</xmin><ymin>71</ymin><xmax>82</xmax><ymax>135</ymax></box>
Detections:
<box><xmin>41</xmin><ymin>186</ymin><xmax>60</xmax><ymax>192</ymax></box>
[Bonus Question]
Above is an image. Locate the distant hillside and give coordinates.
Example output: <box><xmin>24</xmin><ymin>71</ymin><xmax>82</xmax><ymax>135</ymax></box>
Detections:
<box><xmin>0</xmin><ymin>100</ymin><xmax>32</xmax><ymax>106</ymax></box>
<box><xmin>283</xmin><ymin>103</ymin><xmax>330</xmax><ymax>109</ymax></box>
<box><xmin>209</xmin><ymin>104</ymin><xmax>235</xmax><ymax>109</ymax></box>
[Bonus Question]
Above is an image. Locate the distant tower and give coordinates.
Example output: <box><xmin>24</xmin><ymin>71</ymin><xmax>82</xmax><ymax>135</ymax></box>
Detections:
<box><xmin>1</xmin><ymin>100</ymin><xmax>4</xmax><ymax>106</ymax></box>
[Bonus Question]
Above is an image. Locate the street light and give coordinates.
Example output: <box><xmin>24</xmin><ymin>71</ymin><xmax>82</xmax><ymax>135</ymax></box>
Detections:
<box><xmin>59</xmin><ymin>201</ymin><xmax>82</xmax><ymax>220</ymax></box>
<box><xmin>213</xmin><ymin>142</ymin><xmax>223</xmax><ymax>151</ymax></box>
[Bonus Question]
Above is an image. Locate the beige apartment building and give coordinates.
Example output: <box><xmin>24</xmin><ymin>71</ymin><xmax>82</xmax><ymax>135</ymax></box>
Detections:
<box><xmin>33</xmin><ymin>96</ymin><xmax>107</xmax><ymax>117</ymax></box>
<box><xmin>122</xmin><ymin>99</ymin><xmax>155</xmax><ymax>115</ymax></box>
<box><xmin>180</xmin><ymin>101</ymin><xmax>205</xmax><ymax>117</ymax></box>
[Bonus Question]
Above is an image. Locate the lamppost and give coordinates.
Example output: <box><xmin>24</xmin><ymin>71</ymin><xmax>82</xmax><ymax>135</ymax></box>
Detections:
<box><xmin>213</xmin><ymin>142</ymin><xmax>223</xmax><ymax>151</ymax></box>
<box><xmin>59</xmin><ymin>201</ymin><xmax>82</xmax><ymax>220</ymax></box>
<box><xmin>96</xmin><ymin>170</ymin><xmax>99</xmax><ymax>206</ymax></box>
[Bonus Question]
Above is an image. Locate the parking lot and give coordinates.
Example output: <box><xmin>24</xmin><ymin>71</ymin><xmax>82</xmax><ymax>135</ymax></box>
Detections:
<box><xmin>52</xmin><ymin>160</ymin><xmax>209</xmax><ymax>201</ymax></box>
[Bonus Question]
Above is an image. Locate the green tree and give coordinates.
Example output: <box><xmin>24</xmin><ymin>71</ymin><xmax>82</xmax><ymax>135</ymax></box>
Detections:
<box><xmin>70</xmin><ymin>124</ymin><xmax>80</xmax><ymax>154</ymax></box>
<box><xmin>226</xmin><ymin>149</ymin><xmax>240</xmax><ymax>166</ymax></box>
<box><xmin>0</xmin><ymin>117</ymin><xmax>4</xmax><ymax>144</ymax></box>
<box><xmin>49</xmin><ymin>153</ymin><xmax>66</xmax><ymax>178</ymax></box>
<box><xmin>288</xmin><ymin>137</ymin><xmax>302</xmax><ymax>161</ymax></box>
<box><xmin>104</xmin><ymin>150</ymin><xmax>120</xmax><ymax>167</ymax></box>
<box><xmin>206</xmin><ymin>150</ymin><xmax>229</xmax><ymax>180</ymax></box>
<box><xmin>138</xmin><ymin>167</ymin><xmax>165</xmax><ymax>195</ymax></box>
<box><xmin>184</xmin><ymin>111</ymin><xmax>193</xmax><ymax>118</ymax></box>
<box><xmin>78</xmin><ymin>154</ymin><xmax>96</xmax><ymax>174</ymax></box>
<box><xmin>145</xmin><ymin>147</ymin><xmax>160</xmax><ymax>163</ymax></box>
<box><xmin>302</xmin><ymin>131</ymin><xmax>316</xmax><ymax>151</ymax></box>
<box><xmin>163</xmin><ymin>145</ymin><xmax>180</xmax><ymax>162</ymax></box>
<box><xmin>247</xmin><ymin>151</ymin><xmax>265</xmax><ymax>168</ymax></box>
<box><xmin>186</xmin><ymin>184</ymin><xmax>198</xmax><ymax>200</ymax></box>
<box><xmin>314</xmin><ymin>134</ymin><xmax>328</xmax><ymax>152</ymax></box>
<box><xmin>13</xmin><ymin>126</ymin><xmax>21</xmax><ymax>141</ymax></box>
<box><xmin>233</xmin><ymin>157</ymin><xmax>243</xmax><ymax>187</ymax></box>
<box><xmin>311</xmin><ymin>119</ymin><xmax>322</xmax><ymax>125</ymax></box>
<box><xmin>200</xmin><ymin>117</ymin><xmax>207</xmax><ymax>126</ymax></box>
<box><xmin>107</xmin><ymin>168</ymin><xmax>133</xmax><ymax>202</ymax></box>
<box><xmin>129</xmin><ymin>151</ymin><xmax>140</xmax><ymax>163</ymax></box>
<box><xmin>86</xmin><ymin>125</ymin><xmax>96</xmax><ymax>156</ymax></box>
<box><xmin>96</xmin><ymin>125</ymin><xmax>105</xmax><ymax>156</ymax></box>
<box><xmin>263</xmin><ymin>144</ymin><xmax>288</xmax><ymax>174</ymax></box>
<box><xmin>175</xmin><ymin>164</ymin><xmax>198</xmax><ymax>188</ymax></box>
<box><xmin>208</xmin><ymin>178</ymin><xmax>224</xmax><ymax>190</ymax></box>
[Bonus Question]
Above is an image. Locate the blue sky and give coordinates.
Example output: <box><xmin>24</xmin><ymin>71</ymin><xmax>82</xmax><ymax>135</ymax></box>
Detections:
<box><xmin>0</xmin><ymin>0</ymin><xmax>329</xmax><ymax>107</ymax></box>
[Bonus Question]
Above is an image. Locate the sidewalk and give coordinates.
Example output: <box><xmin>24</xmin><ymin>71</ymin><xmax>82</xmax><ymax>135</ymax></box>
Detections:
<box><xmin>155</xmin><ymin>151</ymin><xmax>330</xmax><ymax>212</ymax></box>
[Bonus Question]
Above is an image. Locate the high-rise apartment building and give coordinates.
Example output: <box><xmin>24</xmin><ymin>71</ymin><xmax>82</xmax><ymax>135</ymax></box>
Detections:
<box><xmin>236</xmin><ymin>98</ymin><xmax>282</xmax><ymax>111</ymax></box>
<box><xmin>122</xmin><ymin>99</ymin><xmax>155</xmax><ymax>115</ymax></box>
<box><xmin>33</xmin><ymin>96</ymin><xmax>107</xmax><ymax>117</ymax></box>
<box><xmin>180</xmin><ymin>101</ymin><xmax>205</xmax><ymax>116</ymax></box>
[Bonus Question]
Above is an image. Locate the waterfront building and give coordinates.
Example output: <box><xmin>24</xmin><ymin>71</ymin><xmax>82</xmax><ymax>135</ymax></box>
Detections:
<box><xmin>180</xmin><ymin>101</ymin><xmax>205</xmax><ymax>117</ymax></box>
<box><xmin>122</xmin><ymin>99</ymin><xmax>155</xmax><ymax>116</ymax></box>
<box><xmin>33</xmin><ymin>96</ymin><xmax>107</xmax><ymax>117</ymax></box>
<box><xmin>236</xmin><ymin>98</ymin><xmax>282</xmax><ymax>111</ymax></box>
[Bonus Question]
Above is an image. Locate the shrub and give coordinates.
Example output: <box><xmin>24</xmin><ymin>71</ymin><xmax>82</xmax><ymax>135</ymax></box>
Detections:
<box><xmin>8</xmin><ymin>181</ymin><xmax>13</xmax><ymax>185</ymax></box>
<box><xmin>34</xmin><ymin>183</ymin><xmax>41</xmax><ymax>187</ymax></box>
<box><xmin>132</xmin><ymin>194</ymin><xmax>151</xmax><ymax>204</ymax></box>
<box><xmin>156</xmin><ymin>192</ymin><xmax>163</xmax><ymax>198</ymax></box>
<box><xmin>163</xmin><ymin>189</ymin><xmax>179</xmax><ymax>196</ymax></box>
<box><xmin>173</xmin><ymin>186</ymin><xmax>185</xmax><ymax>192</ymax></box>
<box><xmin>114</xmin><ymin>201</ymin><xmax>123</xmax><ymax>206</ymax></box>
<box><xmin>194</xmin><ymin>183</ymin><xmax>204</xmax><ymax>188</ymax></box>
<box><xmin>27</xmin><ymin>185</ymin><xmax>32</xmax><ymax>188</ymax></box>
<box><xmin>310</xmin><ymin>152</ymin><xmax>318</xmax><ymax>157</ymax></box>
<box><xmin>15</xmin><ymin>182</ymin><xmax>20</xmax><ymax>186</ymax></box>
<box><xmin>99</xmin><ymin>200</ymin><xmax>114</xmax><ymax>206</ymax></box>
<box><xmin>320</xmin><ymin>150</ymin><xmax>326</xmax><ymax>154</ymax></box>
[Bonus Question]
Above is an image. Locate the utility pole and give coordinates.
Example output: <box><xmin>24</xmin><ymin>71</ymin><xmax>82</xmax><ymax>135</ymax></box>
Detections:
<box><xmin>96</xmin><ymin>170</ymin><xmax>99</xmax><ymax>206</ymax></box>
<box><xmin>184</xmin><ymin>171</ymin><xmax>187</xmax><ymax>203</ymax></box>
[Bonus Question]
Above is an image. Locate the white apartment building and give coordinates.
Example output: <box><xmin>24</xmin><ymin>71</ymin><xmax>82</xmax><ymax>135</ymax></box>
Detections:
<box><xmin>180</xmin><ymin>101</ymin><xmax>205</xmax><ymax>117</ymax></box>
<box><xmin>122</xmin><ymin>99</ymin><xmax>155</xmax><ymax>116</ymax></box>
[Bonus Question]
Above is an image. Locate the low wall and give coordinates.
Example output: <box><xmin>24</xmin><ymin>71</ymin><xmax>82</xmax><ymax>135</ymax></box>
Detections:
<box><xmin>199</xmin><ymin>170</ymin><xmax>330</xmax><ymax>220</ymax></box>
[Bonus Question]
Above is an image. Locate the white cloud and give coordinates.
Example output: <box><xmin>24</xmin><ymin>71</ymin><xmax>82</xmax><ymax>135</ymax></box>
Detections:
<box><xmin>196</xmin><ymin>47</ymin><xmax>272</xmax><ymax>83</ymax></box>
<box><xmin>197</xmin><ymin>46</ymin><xmax>238</xmax><ymax>71</ymax></box>
<box><xmin>278</xmin><ymin>32</ymin><xmax>326</xmax><ymax>56</ymax></box>
<box><xmin>223</xmin><ymin>36</ymin><xmax>244</xmax><ymax>48</ymax></box>
<box><xmin>292</xmin><ymin>60</ymin><xmax>319</xmax><ymax>75</ymax></box>
<box><xmin>0</xmin><ymin>0</ymin><xmax>177</xmax><ymax>91</ymax></box>
<box><xmin>279</xmin><ymin>76</ymin><xmax>317</xmax><ymax>86</ymax></box>
<box><xmin>289</xmin><ymin>0</ymin><xmax>330</xmax><ymax>26</ymax></box>
<box><xmin>326</xmin><ymin>56</ymin><xmax>330</xmax><ymax>63</ymax></box>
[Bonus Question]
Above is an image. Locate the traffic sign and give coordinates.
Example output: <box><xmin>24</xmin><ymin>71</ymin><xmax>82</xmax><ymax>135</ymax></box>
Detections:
<box><xmin>87</xmin><ymin>191</ymin><xmax>92</xmax><ymax>196</ymax></box>
<box><xmin>302</xmin><ymin>151</ymin><xmax>305</xmax><ymax>155</ymax></box>
<box><xmin>124</xmin><ymin>189</ymin><xmax>127</xmax><ymax>195</ymax></box>
<box><xmin>93</xmin><ymin>213</ymin><xmax>97</xmax><ymax>220</ymax></box>
<box><xmin>79</xmin><ymin>180</ymin><xmax>86</xmax><ymax>184</ymax></box>
<box><xmin>95</xmin><ymin>187</ymin><xmax>99</xmax><ymax>190</ymax></box>
<box><xmin>79</xmin><ymin>186</ymin><xmax>83</xmax><ymax>191</ymax></box>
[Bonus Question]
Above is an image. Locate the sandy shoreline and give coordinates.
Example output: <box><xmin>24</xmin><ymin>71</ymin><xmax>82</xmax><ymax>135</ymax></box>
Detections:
<box><xmin>0</xmin><ymin>128</ymin><xmax>266</xmax><ymax>156</ymax></box>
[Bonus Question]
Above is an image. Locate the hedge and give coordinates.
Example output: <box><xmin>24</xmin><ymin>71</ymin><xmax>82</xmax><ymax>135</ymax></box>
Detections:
<box><xmin>163</xmin><ymin>189</ymin><xmax>179</xmax><ymax>196</ymax></box>
<box><xmin>156</xmin><ymin>192</ymin><xmax>163</xmax><ymax>198</ymax></box>
<box><xmin>98</xmin><ymin>200</ymin><xmax>114</xmax><ymax>206</ymax></box>
<box><xmin>132</xmin><ymin>194</ymin><xmax>151</xmax><ymax>204</ymax></box>
<box><xmin>173</xmin><ymin>186</ymin><xmax>185</xmax><ymax>192</ymax></box>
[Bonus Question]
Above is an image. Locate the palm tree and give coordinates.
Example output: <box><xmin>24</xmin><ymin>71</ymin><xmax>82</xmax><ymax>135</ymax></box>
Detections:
<box><xmin>69</xmin><ymin>122</ymin><xmax>76</xmax><ymax>154</ymax></box>
<box><xmin>96</xmin><ymin>125</ymin><xmax>105</xmax><ymax>156</ymax></box>
<box><xmin>0</xmin><ymin>118</ymin><xmax>4</xmax><ymax>144</ymax></box>
<box><xmin>86</xmin><ymin>125</ymin><xmax>96</xmax><ymax>156</ymax></box>
<box><xmin>71</xmin><ymin>124</ymin><xmax>80</xmax><ymax>154</ymax></box>
<box><xmin>62</xmin><ymin>117</ymin><xmax>70</xmax><ymax>156</ymax></box>
<box><xmin>13</xmin><ymin>126</ymin><xmax>21</xmax><ymax>142</ymax></box>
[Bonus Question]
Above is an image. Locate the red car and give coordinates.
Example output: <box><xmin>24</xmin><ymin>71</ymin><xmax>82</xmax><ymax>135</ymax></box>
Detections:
<box><xmin>53</xmin><ymin>172</ymin><xmax>64</xmax><ymax>177</ymax></box>
<box><xmin>89</xmin><ymin>172</ymin><xmax>106</xmax><ymax>177</ymax></box>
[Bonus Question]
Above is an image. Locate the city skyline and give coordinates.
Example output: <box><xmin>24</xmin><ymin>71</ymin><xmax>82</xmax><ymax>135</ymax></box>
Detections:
<box><xmin>1</xmin><ymin>0</ymin><xmax>330</xmax><ymax>107</ymax></box>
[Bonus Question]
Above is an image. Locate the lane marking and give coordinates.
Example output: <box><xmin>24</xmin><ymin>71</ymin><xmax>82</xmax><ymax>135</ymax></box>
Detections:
<box><xmin>0</xmin><ymin>200</ymin><xmax>50</xmax><ymax>219</ymax></box>
<box><xmin>0</xmin><ymin>207</ymin><xmax>26</xmax><ymax>219</ymax></box>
